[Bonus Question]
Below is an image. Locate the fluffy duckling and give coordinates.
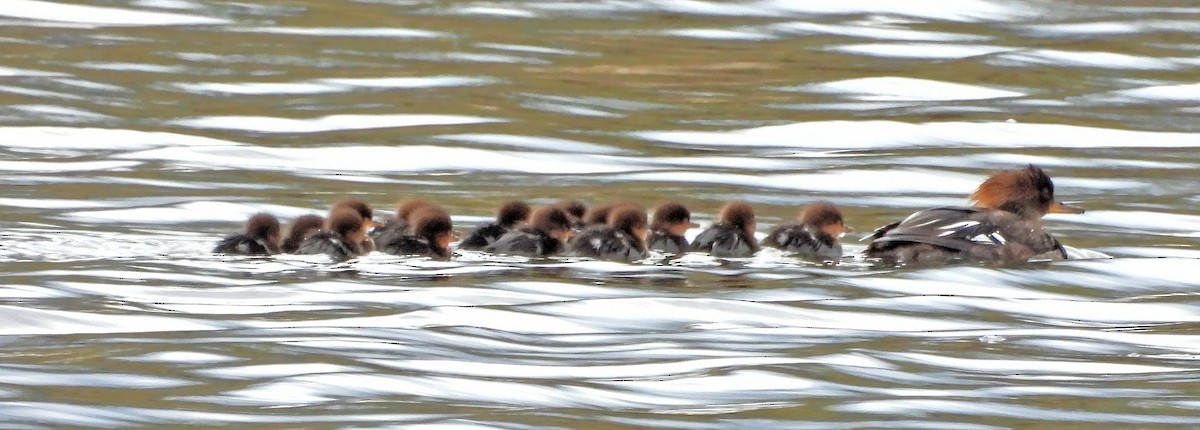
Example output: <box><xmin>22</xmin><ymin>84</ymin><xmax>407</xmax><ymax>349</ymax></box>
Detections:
<box><xmin>761</xmin><ymin>202</ymin><xmax>852</xmax><ymax>262</ymax></box>
<box><xmin>646</xmin><ymin>202</ymin><xmax>697</xmax><ymax>255</ymax></box>
<box><xmin>331</xmin><ymin>198</ymin><xmax>377</xmax><ymax>253</ymax></box>
<box><xmin>556</xmin><ymin>199</ymin><xmax>588</xmax><ymax>230</ymax></box>
<box><xmin>213</xmin><ymin>212</ymin><xmax>282</xmax><ymax>255</ymax></box>
<box><xmin>568</xmin><ymin>205</ymin><xmax>649</xmax><ymax>260</ymax></box>
<box><xmin>690</xmin><ymin>201</ymin><xmax>759</xmax><ymax>257</ymax></box>
<box><xmin>485</xmin><ymin>206</ymin><xmax>574</xmax><ymax>257</ymax></box>
<box><xmin>865</xmin><ymin>164</ymin><xmax>1084</xmax><ymax>264</ymax></box>
<box><xmin>281</xmin><ymin>214</ymin><xmax>324</xmax><ymax>254</ymax></box>
<box><xmin>371</xmin><ymin>198</ymin><xmax>434</xmax><ymax>244</ymax></box>
<box><xmin>378</xmin><ymin>207</ymin><xmax>455</xmax><ymax>259</ymax></box>
<box><xmin>296</xmin><ymin>207</ymin><xmax>368</xmax><ymax>261</ymax></box>
<box><xmin>459</xmin><ymin>200</ymin><xmax>531</xmax><ymax>250</ymax></box>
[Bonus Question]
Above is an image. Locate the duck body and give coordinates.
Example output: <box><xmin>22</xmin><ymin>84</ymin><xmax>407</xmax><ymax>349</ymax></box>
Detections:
<box><xmin>690</xmin><ymin>224</ymin><xmax>758</xmax><ymax>257</ymax></box>
<box><xmin>568</xmin><ymin>225</ymin><xmax>647</xmax><ymax>260</ymax></box>
<box><xmin>485</xmin><ymin>228</ymin><xmax>563</xmax><ymax>257</ymax></box>
<box><xmin>296</xmin><ymin>232</ymin><xmax>360</xmax><ymax>262</ymax></box>
<box><xmin>762</xmin><ymin>224</ymin><xmax>843</xmax><ymax>261</ymax></box>
<box><xmin>213</xmin><ymin>212</ymin><xmax>281</xmax><ymax>256</ymax></box>
<box><xmin>647</xmin><ymin>230</ymin><xmax>687</xmax><ymax>254</ymax></box>
<box><xmin>458</xmin><ymin>222</ymin><xmax>508</xmax><ymax>250</ymax></box>
<box><xmin>864</xmin><ymin>165</ymin><xmax>1082</xmax><ymax>265</ymax></box>
<box><xmin>212</xmin><ymin>234</ymin><xmax>276</xmax><ymax>256</ymax></box>
<box><xmin>865</xmin><ymin>206</ymin><xmax>1065</xmax><ymax>264</ymax></box>
<box><xmin>378</xmin><ymin>235</ymin><xmax>448</xmax><ymax>259</ymax></box>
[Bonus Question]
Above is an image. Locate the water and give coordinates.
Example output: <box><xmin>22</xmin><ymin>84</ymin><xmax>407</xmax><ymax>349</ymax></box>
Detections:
<box><xmin>2</xmin><ymin>0</ymin><xmax>1199</xmax><ymax>427</ymax></box>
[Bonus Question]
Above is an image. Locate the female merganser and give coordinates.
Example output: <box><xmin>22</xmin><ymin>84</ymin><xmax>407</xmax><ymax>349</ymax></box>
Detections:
<box><xmin>459</xmin><ymin>200</ymin><xmax>531</xmax><ymax>250</ymax></box>
<box><xmin>485</xmin><ymin>206</ymin><xmax>574</xmax><ymax>257</ymax></box>
<box><xmin>372</xmin><ymin>198</ymin><xmax>433</xmax><ymax>244</ymax></box>
<box><xmin>296</xmin><ymin>207</ymin><xmax>368</xmax><ymax>261</ymax></box>
<box><xmin>568</xmin><ymin>205</ymin><xmax>649</xmax><ymax>260</ymax></box>
<box><xmin>864</xmin><ymin>164</ymin><xmax>1084</xmax><ymax>264</ymax></box>
<box><xmin>213</xmin><ymin>212</ymin><xmax>282</xmax><ymax>255</ymax></box>
<box><xmin>646</xmin><ymin>202</ymin><xmax>696</xmax><ymax>254</ymax></box>
<box><xmin>378</xmin><ymin>207</ymin><xmax>455</xmax><ymax>259</ymax></box>
<box><xmin>331</xmin><ymin>198</ymin><xmax>377</xmax><ymax>253</ymax></box>
<box><xmin>281</xmin><ymin>214</ymin><xmax>324</xmax><ymax>254</ymax></box>
<box><xmin>690</xmin><ymin>201</ymin><xmax>759</xmax><ymax>257</ymax></box>
<box><xmin>761</xmin><ymin>202</ymin><xmax>852</xmax><ymax>263</ymax></box>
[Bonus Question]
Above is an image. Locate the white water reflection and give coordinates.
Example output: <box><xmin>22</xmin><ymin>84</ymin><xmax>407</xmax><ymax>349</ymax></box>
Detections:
<box><xmin>0</xmin><ymin>0</ymin><xmax>227</xmax><ymax>26</ymax></box>
<box><xmin>635</xmin><ymin>121</ymin><xmax>1200</xmax><ymax>149</ymax></box>
<box><xmin>795</xmin><ymin>77</ymin><xmax>1025</xmax><ymax>101</ymax></box>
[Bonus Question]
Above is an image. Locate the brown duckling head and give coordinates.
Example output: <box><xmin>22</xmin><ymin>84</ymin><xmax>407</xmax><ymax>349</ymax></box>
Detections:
<box><xmin>555</xmin><ymin>199</ymin><xmax>588</xmax><ymax>229</ymax></box>
<box><xmin>496</xmin><ymin>200</ymin><xmax>531</xmax><ymax>228</ymax></box>
<box><xmin>584</xmin><ymin>201</ymin><xmax>638</xmax><ymax>226</ymax></box>
<box><xmin>608</xmin><ymin>206</ymin><xmax>649</xmax><ymax>241</ymax></box>
<box><xmin>719</xmin><ymin>201</ymin><xmax>756</xmax><ymax>237</ymax></box>
<box><xmin>970</xmin><ymin>164</ymin><xmax>1084</xmax><ymax>220</ymax></box>
<box><xmin>799</xmin><ymin>201</ymin><xmax>853</xmax><ymax>240</ymax></box>
<box><xmin>245</xmin><ymin>212</ymin><xmax>282</xmax><ymax>251</ymax></box>
<box><xmin>394</xmin><ymin>198</ymin><xmax>433</xmax><ymax>224</ymax></box>
<box><xmin>411</xmin><ymin>207</ymin><xmax>454</xmax><ymax>255</ymax></box>
<box><xmin>328</xmin><ymin>207</ymin><xmax>367</xmax><ymax>244</ymax></box>
<box><xmin>333</xmin><ymin>198</ymin><xmax>377</xmax><ymax>231</ymax></box>
<box><xmin>282</xmin><ymin>214</ymin><xmax>324</xmax><ymax>252</ymax></box>
<box><xmin>530</xmin><ymin>206</ymin><xmax>574</xmax><ymax>242</ymax></box>
<box><xmin>651</xmin><ymin>202</ymin><xmax>697</xmax><ymax>237</ymax></box>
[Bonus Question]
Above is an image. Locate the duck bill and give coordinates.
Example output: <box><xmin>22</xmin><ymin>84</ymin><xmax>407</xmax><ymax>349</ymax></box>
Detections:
<box><xmin>1049</xmin><ymin>202</ymin><xmax>1085</xmax><ymax>214</ymax></box>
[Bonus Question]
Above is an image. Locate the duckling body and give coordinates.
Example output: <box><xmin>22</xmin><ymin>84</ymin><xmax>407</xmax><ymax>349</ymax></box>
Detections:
<box><xmin>646</xmin><ymin>202</ymin><xmax>694</xmax><ymax>255</ymax></box>
<box><xmin>459</xmin><ymin>201</ymin><xmax>530</xmax><ymax>250</ymax></box>
<box><xmin>567</xmin><ymin>206</ymin><xmax>648</xmax><ymax>261</ymax></box>
<box><xmin>761</xmin><ymin>202</ymin><xmax>851</xmax><ymax>262</ymax></box>
<box><xmin>485</xmin><ymin>206</ymin><xmax>573</xmax><ymax>257</ymax></box>
<box><xmin>378</xmin><ymin>207</ymin><xmax>454</xmax><ymax>259</ymax></box>
<box><xmin>213</xmin><ymin>213</ymin><xmax>281</xmax><ymax>256</ymax></box>
<box><xmin>690</xmin><ymin>202</ymin><xmax>758</xmax><ymax>258</ymax></box>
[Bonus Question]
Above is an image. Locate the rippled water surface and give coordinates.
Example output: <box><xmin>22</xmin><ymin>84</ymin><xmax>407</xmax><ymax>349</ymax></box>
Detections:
<box><xmin>3</xmin><ymin>0</ymin><xmax>1200</xmax><ymax>428</ymax></box>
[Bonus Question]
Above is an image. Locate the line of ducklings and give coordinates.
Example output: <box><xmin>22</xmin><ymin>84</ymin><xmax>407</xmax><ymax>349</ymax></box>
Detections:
<box><xmin>215</xmin><ymin>165</ymin><xmax>1085</xmax><ymax>265</ymax></box>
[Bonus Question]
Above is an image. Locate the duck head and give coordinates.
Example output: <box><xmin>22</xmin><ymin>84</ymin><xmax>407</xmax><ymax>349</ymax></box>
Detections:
<box><xmin>970</xmin><ymin>165</ymin><xmax>1084</xmax><ymax>220</ymax></box>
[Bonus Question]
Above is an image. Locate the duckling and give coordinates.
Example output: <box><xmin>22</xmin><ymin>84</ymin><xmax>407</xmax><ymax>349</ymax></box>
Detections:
<box><xmin>568</xmin><ymin>205</ymin><xmax>649</xmax><ymax>260</ymax></box>
<box><xmin>371</xmin><ymin>198</ymin><xmax>434</xmax><ymax>245</ymax></box>
<box><xmin>690</xmin><ymin>201</ymin><xmax>759</xmax><ymax>257</ymax></box>
<box><xmin>459</xmin><ymin>200</ymin><xmax>531</xmax><ymax>250</ymax></box>
<box><xmin>281</xmin><ymin>214</ymin><xmax>324</xmax><ymax>254</ymax></box>
<box><xmin>485</xmin><ymin>206</ymin><xmax>574</xmax><ymax>257</ymax></box>
<box><xmin>331</xmin><ymin>198</ymin><xmax>377</xmax><ymax>253</ymax></box>
<box><xmin>646</xmin><ymin>202</ymin><xmax>697</xmax><ymax>255</ymax></box>
<box><xmin>295</xmin><ymin>207</ymin><xmax>368</xmax><ymax>261</ymax></box>
<box><xmin>761</xmin><ymin>202</ymin><xmax>852</xmax><ymax>262</ymax></box>
<box><xmin>213</xmin><ymin>212</ymin><xmax>282</xmax><ymax>255</ymax></box>
<box><xmin>556</xmin><ymin>199</ymin><xmax>588</xmax><ymax>230</ymax></box>
<box><xmin>378</xmin><ymin>207</ymin><xmax>455</xmax><ymax>259</ymax></box>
